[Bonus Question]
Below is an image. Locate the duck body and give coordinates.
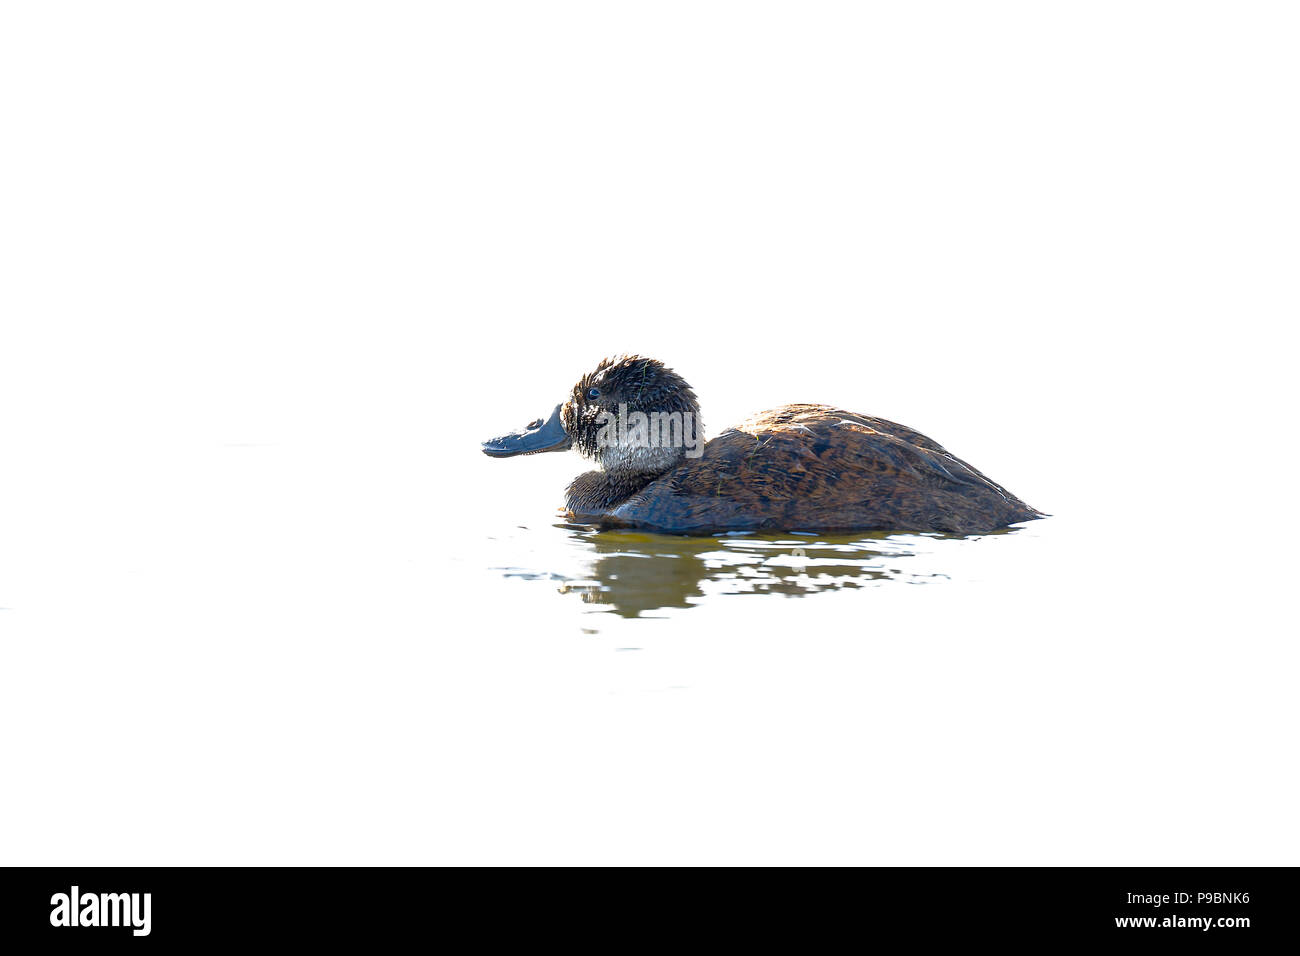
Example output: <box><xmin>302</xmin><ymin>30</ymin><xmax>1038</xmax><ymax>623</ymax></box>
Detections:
<box><xmin>482</xmin><ymin>356</ymin><xmax>1041</xmax><ymax>536</ymax></box>
<box><xmin>578</xmin><ymin>404</ymin><xmax>1039</xmax><ymax>535</ymax></box>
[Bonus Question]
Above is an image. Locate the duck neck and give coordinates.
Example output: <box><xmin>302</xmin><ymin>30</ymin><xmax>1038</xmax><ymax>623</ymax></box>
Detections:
<box><xmin>566</xmin><ymin>464</ymin><xmax>673</xmax><ymax>516</ymax></box>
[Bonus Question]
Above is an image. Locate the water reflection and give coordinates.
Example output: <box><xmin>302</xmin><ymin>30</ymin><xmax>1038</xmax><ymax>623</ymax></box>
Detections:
<box><xmin>512</xmin><ymin>526</ymin><xmax>974</xmax><ymax>618</ymax></box>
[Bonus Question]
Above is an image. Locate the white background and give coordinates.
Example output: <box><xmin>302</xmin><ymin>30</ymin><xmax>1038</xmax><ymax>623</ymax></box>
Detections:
<box><xmin>1</xmin><ymin>2</ymin><xmax>1296</xmax><ymax>865</ymax></box>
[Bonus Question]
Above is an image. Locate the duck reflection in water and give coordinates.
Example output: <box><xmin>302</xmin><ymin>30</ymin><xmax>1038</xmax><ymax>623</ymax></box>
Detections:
<box><xmin>553</xmin><ymin>527</ymin><xmax>968</xmax><ymax>618</ymax></box>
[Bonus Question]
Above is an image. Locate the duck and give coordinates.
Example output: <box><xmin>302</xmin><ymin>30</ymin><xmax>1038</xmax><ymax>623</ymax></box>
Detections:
<box><xmin>481</xmin><ymin>355</ymin><xmax>1041</xmax><ymax>535</ymax></box>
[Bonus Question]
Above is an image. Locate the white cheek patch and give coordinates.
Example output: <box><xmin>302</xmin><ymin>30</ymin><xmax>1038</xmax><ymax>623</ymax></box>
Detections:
<box><xmin>601</xmin><ymin>443</ymin><xmax>682</xmax><ymax>475</ymax></box>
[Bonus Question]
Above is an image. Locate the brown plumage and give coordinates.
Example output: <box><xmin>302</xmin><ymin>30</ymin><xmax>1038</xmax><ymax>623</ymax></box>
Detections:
<box><xmin>482</xmin><ymin>356</ymin><xmax>1042</xmax><ymax>535</ymax></box>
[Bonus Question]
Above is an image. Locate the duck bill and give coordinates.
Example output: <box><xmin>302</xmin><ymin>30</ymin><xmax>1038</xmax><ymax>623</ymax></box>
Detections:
<box><xmin>481</xmin><ymin>404</ymin><xmax>572</xmax><ymax>458</ymax></box>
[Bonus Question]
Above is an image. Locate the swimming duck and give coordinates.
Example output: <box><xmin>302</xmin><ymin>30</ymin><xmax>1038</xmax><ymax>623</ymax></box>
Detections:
<box><xmin>482</xmin><ymin>355</ymin><xmax>1041</xmax><ymax>535</ymax></box>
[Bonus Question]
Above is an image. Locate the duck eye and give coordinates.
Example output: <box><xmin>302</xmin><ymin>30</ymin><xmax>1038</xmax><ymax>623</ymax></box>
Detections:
<box><xmin>587</xmin><ymin>388</ymin><xmax>601</xmax><ymax>400</ymax></box>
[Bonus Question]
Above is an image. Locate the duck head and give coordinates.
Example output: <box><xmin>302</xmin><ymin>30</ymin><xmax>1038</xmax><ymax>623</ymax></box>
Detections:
<box><xmin>481</xmin><ymin>355</ymin><xmax>703</xmax><ymax>478</ymax></box>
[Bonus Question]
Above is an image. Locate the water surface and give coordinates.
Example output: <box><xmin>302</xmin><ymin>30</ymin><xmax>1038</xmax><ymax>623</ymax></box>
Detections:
<box><xmin>492</xmin><ymin>523</ymin><xmax>992</xmax><ymax>620</ymax></box>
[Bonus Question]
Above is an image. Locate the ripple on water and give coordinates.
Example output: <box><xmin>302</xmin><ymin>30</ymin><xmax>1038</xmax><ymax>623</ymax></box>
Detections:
<box><xmin>486</xmin><ymin>523</ymin><xmax>1022</xmax><ymax>619</ymax></box>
